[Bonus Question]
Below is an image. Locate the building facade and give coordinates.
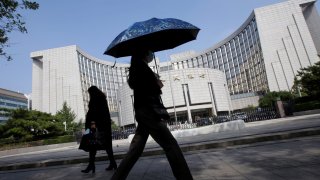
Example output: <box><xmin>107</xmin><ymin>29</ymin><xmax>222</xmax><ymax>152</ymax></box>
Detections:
<box><xmin>31</xmin><ymin>0</ymin><xmax>320</xmax><ymax>125</ymax></box>
<box><xmin>117</xmin><ymin>68</ymin><xmax>231</xmax><ymax>126</ymax></box>
<box><xmin>168</xmin><ymin>0</ymin><xmax>320</xmax><ymax>109</ymax></box>
<box><xmin>31</xmin><ymin>46</ymin><xmax>232</xmax><ymax>126</ymax></box>
<box><xmin>31</xmin><ymin>46</ymin><xmax>129</xmax><ymax>123</ymax></box>
<box><xmin>0</xmin><ymin>88</ymin><xmax>29</xmax><ymax>122</ymax></box>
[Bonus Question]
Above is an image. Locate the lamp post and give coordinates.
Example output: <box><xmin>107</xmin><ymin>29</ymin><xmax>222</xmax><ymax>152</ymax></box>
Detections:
<box><xmin>118</xmin><ymin>100</ymin><xmax>124</xmax><ymax>131</ymax></box>
<box><xmin>63</xmin><ymin>121</ymin><xmax>67</xmax><ymax>131</ymax></box>
<box><xmin>167</xmin><ymin>61</ymin><xmax>178</xmax><ymax>127</ymax></box>
<box><xmin>224</xmin><ymin>84</ymin><xmax>232</xmax><ymax>116</ymax></box>
<box><xmin>130</xmin><ymin>95</ymin><xmax>137</xmax><ymax>127</ymax></box>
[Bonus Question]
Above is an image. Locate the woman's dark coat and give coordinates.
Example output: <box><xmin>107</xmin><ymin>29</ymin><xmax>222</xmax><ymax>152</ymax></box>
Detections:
<box><xmin>81</xmin><ymin>88</ymin><xmax>112</xmax><ymax>151</ymax></box>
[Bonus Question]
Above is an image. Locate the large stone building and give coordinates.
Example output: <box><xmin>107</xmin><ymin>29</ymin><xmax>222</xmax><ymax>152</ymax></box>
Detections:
<box><xmin>31</xmin><ymin>0</ymin><xmax>320</xmax><ymax>126</ymax></box>
<box><xmin>168</xmin><ymin>0</ymin><xmax>320</xmax><ymax>109</ymax></box>
<box><xmin>117</xmin><ymin>68</ymin><xmax>232</xmax><ymax>126</ymax></box>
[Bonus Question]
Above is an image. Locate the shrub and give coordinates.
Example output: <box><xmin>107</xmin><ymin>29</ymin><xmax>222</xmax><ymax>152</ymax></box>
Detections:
<box><xmin>294</xmin><ymin>101</ymin><xmax>320</xmax><ymax>112</ymax></box>
<box><xmin>0</xmin><ymin>135</ymin><xmax>76</xmax><ymax>150</ymax></box>
<box><xmin>43</xmin><ymin>135</ymin><xmax>75</xmax><ymax>145</ymax></box>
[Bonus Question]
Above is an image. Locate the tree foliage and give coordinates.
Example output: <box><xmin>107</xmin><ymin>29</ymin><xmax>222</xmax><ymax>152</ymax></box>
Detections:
<box><xmin>0</xmin><ymin>102</ymin><xmax>84</xmax><ymax>143</ymax></box>
<box><xmin>259</xmin><ymin>91</ymin><xmax>294</xmax><ymax>107</ymax></box>
<box><xmin>0</xmin><ymin>0</ymin><xmax>39</xmax><ymax>61</ymax></box>
<box><xmin>111</xmin><ymin>120</ymin><xmax>119</xmax><ymax>130</ymax></box>
<box><xmin>293</xmin><ymin>61</ymin><xmax>320</xmax><ymax>98</ymax></box>
<box><xmin>55</xmin><ymin>102</ymin><xmax>82</xmax><ymax>133</ymax></box>
<box><xmin>242</xmin><ymin>105</ymin><xmax>256</xmax><ymax>112</ymax></box>
<box><xmin>0</xmin><ymin>107</ymin><xmax>13</xmax><ymax>123</ymax></box>
<box><xmin>0</xmin><ymin>109</ymin><xmax>64</xmax><ymax>141</ymax></box>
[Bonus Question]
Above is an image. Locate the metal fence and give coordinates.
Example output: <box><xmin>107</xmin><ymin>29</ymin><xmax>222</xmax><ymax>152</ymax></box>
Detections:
<box><xmin>110</xmin><ymin>107</ymin><xmax>279</xmax><ymax>140</ymax></box>
<box><xmin>166</xmin><ymin>122</ymin><xmax>198</xmax><ymax>131</ymax></box>
<box><xmin>112</xmin><ymin>128</ymin><xmax>136</xmax><ymax>140</ymax></box>
<box><xmin>205</xmin><ymin>107</ymin><xmax>279</xmax><ymax>124</ymax></box>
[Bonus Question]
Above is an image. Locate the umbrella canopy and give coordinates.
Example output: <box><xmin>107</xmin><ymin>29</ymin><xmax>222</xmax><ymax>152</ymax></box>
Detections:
<box><xmin>104</xmin><ymin>17</ymin><xmax>200</xmax><ymax>58</ymax></box>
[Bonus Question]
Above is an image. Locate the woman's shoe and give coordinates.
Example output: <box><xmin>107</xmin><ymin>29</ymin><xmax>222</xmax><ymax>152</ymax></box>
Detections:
<box><xmin>81</xmin><ymin>164</ymin><xmax>95</xmax><ymax>174</ymax></box>
<box><xmin>105</xmin><ymin>163</ymin><xmax>117</xmax><ymax>171</ymax></box>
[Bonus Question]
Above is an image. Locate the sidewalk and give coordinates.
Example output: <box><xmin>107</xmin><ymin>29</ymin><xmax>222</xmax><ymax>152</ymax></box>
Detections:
<box><xmin>1</xmin><ymin>135</ymin><xmax>319</xmax><ymax>180</ymax></box>
<box><xmin>1</xmin><ymin>113</ymin><xmax>320</xmax><ymax>172</ymax></box>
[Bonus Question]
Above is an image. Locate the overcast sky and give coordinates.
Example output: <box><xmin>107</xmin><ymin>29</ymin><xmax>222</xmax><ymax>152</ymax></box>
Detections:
<box><xmin>0</xmin><ymin>0</ymin><xmax>319</xmax><ymax>94</ymax></box>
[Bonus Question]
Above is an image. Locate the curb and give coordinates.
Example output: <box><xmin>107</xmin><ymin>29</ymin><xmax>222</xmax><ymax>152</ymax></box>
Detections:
<box><xmin>1</xmin><ymin>127</ymin><xmax>320</xmax><ymax>171</ymax></box>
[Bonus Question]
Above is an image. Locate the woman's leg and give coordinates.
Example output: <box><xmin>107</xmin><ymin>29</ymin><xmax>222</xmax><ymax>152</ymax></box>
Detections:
<box><xmin>89</xmin><ymin>149</ymin><xmax>96</xmax><ymax>167</ymax></box>
<box><xmin>136</xmin><ymin>108</ymin><xmax>193</xmax><ymax>180</ymax></box>
<box><xmin>106</xmin><ymin>135</ymin><xmax>117</xmax><ymax>170</ymax></box>
<box><xmin>82</xmin><ymin>149</ymin><xmax>96</xmax><ymax>173</ymax></box>
<box><xmin>149</xmin><ymin>121</ymin><xmax>193</xmax><ymax>180</ymax></box>
<box><xmin>111</xmin><ymin>124</ymin><xmax>148</xmax><ymax>180</ymax></box>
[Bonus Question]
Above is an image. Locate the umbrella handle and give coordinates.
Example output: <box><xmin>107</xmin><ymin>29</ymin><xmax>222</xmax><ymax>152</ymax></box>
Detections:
<box><xmin>112</xmin><ymin>58</ymin><xmax>117</xmax><ymax>68</ymax></box>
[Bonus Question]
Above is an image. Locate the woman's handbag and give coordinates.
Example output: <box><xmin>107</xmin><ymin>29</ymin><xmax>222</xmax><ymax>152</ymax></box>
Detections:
<box><xmin>79</xmin><ymin>130</ymin><xmax>99</xmax><ymax>152</ymax></box>
<box><xmin>79</xmin><ymin>133</ymin><xmax>91</xmax><ymax>152</ymax></box>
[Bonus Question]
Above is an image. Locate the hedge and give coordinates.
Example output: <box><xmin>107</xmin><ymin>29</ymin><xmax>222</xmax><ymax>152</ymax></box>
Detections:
<box><xmin>294</xmin><ymin>101</ymin><xmax>320</xmax><ymax>112</ymax></box>
<box><xmin>0</xmin><ymin>135</ymin><xmax>76</xmax><ymax>151</ymax></box>
<box><xmin>43</xmin><ymin>135</ymin><xmax>75</xmax><ymax>145</ymax></box>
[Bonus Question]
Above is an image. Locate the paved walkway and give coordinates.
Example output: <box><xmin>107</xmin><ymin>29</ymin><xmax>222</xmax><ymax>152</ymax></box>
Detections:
<box><xmin>0</xmin><ymin>114</ymin><xmax>320</xmax><ymax>172</ymax></box>
<box><xmin>1</xmin><ymin>135</ymin><xmax>319</xmax><ymax>180</ymax></box>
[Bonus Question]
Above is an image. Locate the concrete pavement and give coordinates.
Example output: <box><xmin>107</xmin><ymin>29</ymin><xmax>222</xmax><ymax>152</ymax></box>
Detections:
<box><xmin>0</xmin><ymin>135</ymin><xmax>319</xmax><ymax>180</ymax></box>
<box><xmin>0</xmin><ymin>114</ymin><xmax>320</xmax><ymax>172</ymax></box>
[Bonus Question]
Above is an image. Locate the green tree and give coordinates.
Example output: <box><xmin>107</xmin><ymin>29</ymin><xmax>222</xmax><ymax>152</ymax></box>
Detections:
<box><xmin>259</xmin><ymin>91</ymin><xmax>294</xmax><ymax>107</ymax></box>
<box><xmin>111</xmin><ymin>120</ymin><xmax>119</xmax><ymax>130</ymax></box>
<box><xmin>3</xmin><ymin>118</ymin><xmax>34</xmax><ymax>140</ymax></box>
<box><xmin>1</xmin><ymin>109</ymin><xmax>64</xmax><ymax>141</ymax></box>
<box><xmin>293</xmin><ymin>61</ymin><xmax>320</xmax><ymax>98</ymax></box>
<box><xmin>0</xmin><ymin>0</ymin><xmax>39</xmax><ymax>61</ymax></box>
<box><xmin>0</xmin><ymin>107</ymin><xmax>13</xmax><ymax>124</ymax></box>
<box><xmin>73</xmin><ymin>119</ymin><xmax>84</xmax><ymax>133</ymax></box>
<box><xmin>242</xmin><ymin>105</ymin><xmax>256</xmax><ymax>112</ymax></box>
<box><xmin>0</xmin><ymin>123</ymin><xmax>5</xmax><ymax>137</ymax></box>
<box><xmin>291</xmin><ymin>77</ymin><xmax>308</xmax><ymax>98</ymax></box>
<box><xmin>55</xmin><ymin>102</ymin><xmax>79</xmax><ymax>133</ymax></box>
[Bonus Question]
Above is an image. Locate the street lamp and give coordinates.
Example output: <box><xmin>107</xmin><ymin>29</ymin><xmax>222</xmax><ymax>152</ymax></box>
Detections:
<box><xmin>63</xmin><ymin>121</ymin><xmax>67</xmax><ymax>131</ymax></box>
<box><xmin>130</xmin><ymin>95</ymin><xmax>137</xmax><ymax>127</ymax></box>
<box><xmin>167</xmin><ymin>61</ymin><xmax>178</xmax><ymax>127</ymax></box>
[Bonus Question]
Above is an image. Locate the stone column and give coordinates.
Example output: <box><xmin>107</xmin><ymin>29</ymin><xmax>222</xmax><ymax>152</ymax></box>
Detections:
<box><xmin>275</xmin><ymin>98</ymin><xmax>286</xmax><ymax>118</ymax></box>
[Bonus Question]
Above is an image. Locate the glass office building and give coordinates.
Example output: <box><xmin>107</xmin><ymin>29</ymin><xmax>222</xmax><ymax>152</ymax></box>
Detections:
<box><xmin>0</xmin><ymin>88</ymin><xmax>28</xmax><ymax>122</ymax></box>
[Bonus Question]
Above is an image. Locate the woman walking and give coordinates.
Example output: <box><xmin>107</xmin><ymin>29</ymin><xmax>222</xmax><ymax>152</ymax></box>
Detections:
<box><xmin>111</xmin><ymin>51</ymin><xmax>193</xmax><ymax>180</ymax></box>
<box><xmin>80</xmin><ymin>86</ymin><xmax>117</xmax><ymax>173</ymax></box>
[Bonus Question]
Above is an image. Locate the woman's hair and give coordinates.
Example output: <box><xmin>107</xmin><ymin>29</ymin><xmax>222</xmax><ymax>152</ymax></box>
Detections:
<box><xmin>86</xmin><ymin>86</ymin><xmax>109</xmax><ymax>129</ymax></box>
<box><xmin>88</xmin><ymin>86</ymin><xmax>106</xmax><ymax>107</ymax></box>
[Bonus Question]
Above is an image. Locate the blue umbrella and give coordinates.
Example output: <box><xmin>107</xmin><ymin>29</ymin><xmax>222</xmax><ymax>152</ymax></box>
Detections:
<box><xmin>104</xmin><ymin>17</ymin><xmax>200</xmax><ymax>58</ymax></box>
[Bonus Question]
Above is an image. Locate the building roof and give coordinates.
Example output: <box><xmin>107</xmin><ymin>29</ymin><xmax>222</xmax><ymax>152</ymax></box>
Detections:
<box><xmin>0</xmin><ymin>88</ymin><xmax>27</xmax><ymax>101</ymax></box>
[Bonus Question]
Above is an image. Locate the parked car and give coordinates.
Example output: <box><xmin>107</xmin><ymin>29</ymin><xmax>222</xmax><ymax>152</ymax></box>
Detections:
<box><xmin>232</xmin><ymin>112</ymin><xmax>248</xmax><ymax>120</ymax></box>
<box><xmin>214</xmin><ymin>115</ymin><xmax>229</xmax><ymax>124</ymax></box>
<box><xmin>196</xmin><ymin>118</ymin><xmax>213</xmax><ymax>127</ymax></box>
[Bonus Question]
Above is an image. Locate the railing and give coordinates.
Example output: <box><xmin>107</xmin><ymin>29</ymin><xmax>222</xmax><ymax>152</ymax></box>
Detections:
<box><xmin>166</xmin><ymin>122</ymin><xmax>198</xmax><ymax>131</ymax></box>
<box><xmin>214</xmin><ymin>107</ymin><xmax>279</xmax><ymax>123</ymax></box>
<box><xmin>111</xmin><ymin>107</ymin><xmax>279</xmax><ymax>140</ymax></box>
<box><xmin>112</xmin><ymin>128</ymin><xmax>136</xmax><ymax>140</ymax></box>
